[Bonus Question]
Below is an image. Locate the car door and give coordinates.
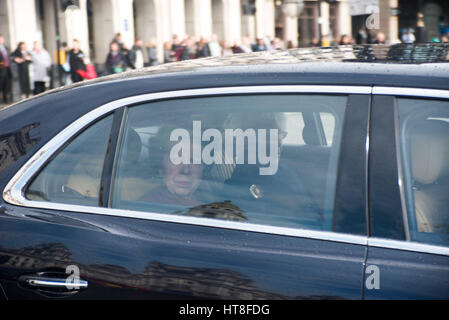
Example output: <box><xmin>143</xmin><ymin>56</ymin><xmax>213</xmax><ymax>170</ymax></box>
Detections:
<box><xmin>0</xmin><ymin>86</ymin><xmax>370</xmax><ymax>299</ymax></box>
<box><xmin>364</xmin><ymin>88</ymin><xmax>449</xmax><ymax>299</ymax></box>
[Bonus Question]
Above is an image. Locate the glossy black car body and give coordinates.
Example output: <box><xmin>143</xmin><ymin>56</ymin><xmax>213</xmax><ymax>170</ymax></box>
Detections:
<box><xmin>0</xmin><ymin>44</ymin><xmax>448</xmax><ymax>299</ymax></box>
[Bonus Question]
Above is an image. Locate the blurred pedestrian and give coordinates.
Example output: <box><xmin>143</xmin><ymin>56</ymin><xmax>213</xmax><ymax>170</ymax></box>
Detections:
<box><xmin>146</xmin><ymin>39</ymin><xmax>159</xmax><ymax>66</ymax></box>
<box><xmin>0</xmin><ymin>34</ymin><xmax>12</xmax><ymax>103</ymax></box>
<box><xmin>271</xmin><ymin>38</ymin><xmax>283</xmax><ymax>50</ymax></box>
<box><xmin>208</xmin><ymin>34</ymin><xmax>222</xmax><ymax>57</ymax></box>
<box><xmin>339</xmin><ymin>34</ymin><xmax>351</xmax><ymax>45</ymax></box>
<box><xmin>11</xmin><ymin>41</ymin><xmax>32</xmax><ymax>99</ymax></box>
<box><xmin>68</xmin><ymin>39</ymin><xmax>86</xmax><ymax>83</ymax></box>
<box><xmin>111</xmin><ymin>32</ymin><xmax>125</xmax><ymax>51</ymax></box>
<box><xmin>195</xmin><ymin>37</ymin><xmax>211</xmax><ymax>58</ymax></box>
<box><xmin>231</xmin><ymin>40</ymin><xmax>244</xmax><ymax>54</ymax></box>
<box><xmin>356</xmin><ymin>27</ymin><xmax>368</xmax><ymax>44</ymax></box>
<box><xmin>321</xmin><ymin>35</ymin><xmax>331</xmax><ymax>47</ymax></box>
<box><xmin>401</xmin><ymin>28</ymin><xmax>416</xmax><ymax>44</ymax></box>
<box><xmin>163</xmin><ymin>41</ymin><xmax>175</xmax><ymax>63</ymax></box>
<box><xmin>374</xmin><ymin>32</ymin><xmax>386</xmax><ymax>44</ymax></box>
<box><xmin>30</xmin><ymin>41</ymin><xmax>51</xmax><ymax>95</ymax></box>
<box><xmin>310</xmin><ymin>38</ymin><xmax>319</xmax><ymax>47</ymax></box>
<box><xmin>240</xmin><ymin>37</ymin><xmax>253</xmax><ymax>53</ymax></box>
<box><xmin>176</xmin><ymin>37</ymin><xmax>194</xmax><ymax>61</ymax></box>
<box><xmin>252</xmin><ymin>38</ymin><xmax>267</xmax><ymax>52</ymax></box>
<box><xmin>128</xmin><ymin>38</ymin><xmax>144</xmax><ymax>69</ymax></box>
<box><xmin>105</xmin><ymin>42</ymin><xmax>127</xmax><ymax>74</ymax></box>
<box><xmin>220</xmin><ymin>40</ymin><xmax>233</xmax><ymax>56</ymax></box>
<box><xmin>171</xmin><ymin>34</ymin><xmax>181</xmax><ymax>54</ymax></box>
<box><xmin>59</xmin><ymin>42</ymin><xmax>72</xmax><ymax>86</ymax></box>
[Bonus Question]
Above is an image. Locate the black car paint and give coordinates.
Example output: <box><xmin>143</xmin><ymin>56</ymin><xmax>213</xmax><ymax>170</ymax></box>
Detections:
<box><xmin>0</xmin><ymin>52</ymin><xmax>448</xmax><ymax>299</ymax></box>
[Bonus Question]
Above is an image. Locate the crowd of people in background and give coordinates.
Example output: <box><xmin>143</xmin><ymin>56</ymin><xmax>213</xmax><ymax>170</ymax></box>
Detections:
<box><xmin>1</xmin><ymin>28</ymin><xmax>449</xmax><ymax>104</ymax></box>
<box><xmin>0</xmin><ymin>34</ymin><xmax>52</xmax><ymax>103</ymax></box>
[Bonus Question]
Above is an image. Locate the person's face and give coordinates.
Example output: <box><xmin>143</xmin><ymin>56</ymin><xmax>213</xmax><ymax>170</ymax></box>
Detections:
<box><xmin>73</xmin><ymin>41</ymin><xmax>80</xmax><ymax>50</ymax></box>
<box><xmin>111</xmin><ymin>43</ymin><xmax>119</xmax><ymax>52</ymax></box>
<box><xmin>0</xmin><ymin>36</ymin><xmax>4</xmax><ymax>46</ymax></box>
<box><xmin>20</xmin><ymin>43</ymin><xmax>27</xmax><ymax>51</ymax></box>
<box><xmin>162</xmin><ymin>156</ymin><xmax>203</xmax><ymax>197</ymax></box>
<box><xmin>33</xmin><ymin>42</ymin><xmax>40</xmax><ymax>51</ymax></box>
<box><xmin>377</xmin><ymin>33</ymin><xmax>385</xmax><ymax>42</ymax></box>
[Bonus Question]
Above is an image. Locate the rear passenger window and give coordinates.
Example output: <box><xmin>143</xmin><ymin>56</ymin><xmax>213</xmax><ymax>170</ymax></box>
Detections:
<box><xmin>111</xmin><ymin>95</ymin><xmax>346</xmax><ymax>231</ymax></box>
<box><xmin>25</xmin><ymin>115</ymin><xmax>113</xmax><ymax>206</ymax></box>
<box><xmin>398</xmin><ymin>98</ymin><xmax>449</xmax><ymax>246</ymax></box>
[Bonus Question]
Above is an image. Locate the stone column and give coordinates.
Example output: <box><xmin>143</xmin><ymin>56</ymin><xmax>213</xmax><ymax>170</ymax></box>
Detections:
<box><xmin>241</xmin><ymin>15</ymin><xmax>256</xmax><ymax>41</ymax></box>
<box><xmin>111</xmin><ymin>0</ymin><xmax>135</xmax><ymax>48</ymax></box>
<box><xmin>134</xmin><ymin>0</ymin><xmax>158</xmax><ymax>43</ymax></box>
<box><xmin>337</xmin><ymin>0</ymin><xmax>351</xmax><ymax>38</ymax></box>
<box><xmin>150</xmin><ymin>0</ymin><xmax>174</xmax><ymax>62</ymax></box>
<box><xmin>320</xmin><ymin>1</ymin><xmax>330</xmax><ymax>38</ymax></box>
<box><xmin>211</xmin><ymin>0</ymin><xmax>225</xmax><ymax>41</ymax></box>
<box><xmin>193</xmin><ymin>0</ymin><xmax>212</xmax><ymax>39</ymax></box>
<box><xmin>255</xmin><ymin>0</ymin><xmax>275</xmax><ymax>40</ymax></box>
<box><xmin>63</xmin><ymin>0</ymin><xmax>90</xmax><ymax>57</ymax></box>
<box><xmin>378</xmin><ymin>0</ymin><xmax>399</xmax><ymax>43</ymax></box>
<box><xmin>91</xmin><ymin>0</ymin><xmax>114</xmax><ymax>63</ymax></box>
<box><xmin>91</xmin><ymin>0</ymin><xmax>134</xmax><ymax>64</ymax></box>
<box><xmin>1</xmin><ymin>0</ymin><xmax>40</xmax><ymax>49</ymax></box>
<box><xmin>171</xmin><ymin>0</ymin><xmax>186</xmax><ymax>38</ymax></box>
<box><xmin>223</xmin><ymin>0</ymin><xmax>241</xmax><ymax>44</ymax></box>
<box><xmin>282</xmin><ymin>3</ymin><xmax>298</xmax><ymax>48</ymax></box>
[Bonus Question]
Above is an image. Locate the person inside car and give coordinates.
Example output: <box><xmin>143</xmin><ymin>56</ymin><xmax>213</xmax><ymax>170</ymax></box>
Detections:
<box><xmin>140</xmin><ymin>126</ymin><xmax>204</xmax><ymax>207</ymax></box>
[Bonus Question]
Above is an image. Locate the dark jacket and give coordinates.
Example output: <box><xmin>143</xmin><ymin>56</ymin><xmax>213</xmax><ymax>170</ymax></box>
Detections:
<box><xmin>195</xmin><ymin>43</ymin><xmax>211</xmax><ymax>58</ymax></box>
<box><xmin>128</xmin><ymin>45</ymin><xmax>143</xmax><ymax>69</ymax></box>
<box><xmin>105</xmin><ymin>51</ymin><xmax>127</xmax><ymax>75</ymax></box>
<box><xmin>68</xmin><ymin>49</ymin><xmax>86</xmax><ymax>83</ymax></box>
<box><xmin>11</xmin><ymin>48</ymin><xmax>31</xmax><ymax>95</ymax></box>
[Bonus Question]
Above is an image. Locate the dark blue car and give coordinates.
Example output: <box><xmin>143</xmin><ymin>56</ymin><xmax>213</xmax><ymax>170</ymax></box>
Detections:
<box><xmin>1</xmin><ymin>44</ymin><xmax>448</xmax><ymax>299</ymax></box>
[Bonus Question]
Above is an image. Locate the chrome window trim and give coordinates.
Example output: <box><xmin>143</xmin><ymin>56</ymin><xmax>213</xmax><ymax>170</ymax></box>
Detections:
<box><xmin>2</xmin><ymin>85</ymin><xmax>370</xmax><ymax>246</ymax></box>
<box><xmin>373</xmin><ymin>87</ymin><xmax>449</xmax><ymax>99</ymax></box>
<box><xmin>368</xmin><ymin>237</ymin><xmax>449</xmax><ymax>257</ymax></box>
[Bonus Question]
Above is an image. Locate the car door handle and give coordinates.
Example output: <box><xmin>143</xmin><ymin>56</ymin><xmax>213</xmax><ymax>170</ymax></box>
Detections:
<box><xmin>19</xmin><ymin>273</ymin><xmax>88</xmax><ymax>291</ymax></box>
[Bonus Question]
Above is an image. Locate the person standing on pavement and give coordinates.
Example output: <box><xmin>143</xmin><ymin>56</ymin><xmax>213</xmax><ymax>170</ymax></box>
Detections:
<box><xmin>105</xmin><ymin>42</ymin><xmax>127</xmax><ymax>75</ymax></box>
<box><xmin>0</xmin><ymin>34</ymin><xmax>12</xmax><ymax>104</ymax></box>
<box><xmin>30</xmin><ymin>41</ymin><xmax>51</xmax><ymax>95</ymax></box>
<box><xmin>68</xmin><ymin>39</ymin><xmax>86</xmax><ymax>83</ymax></box>
<box><xmin>11</xmin><ymin>41</ymin><xmax>32</xmax><ymax>99</ymax></box>
<box><xmin>128</xmin><ymin>39</ymin><xmax>145</xmax><ymax>69</ymax></box>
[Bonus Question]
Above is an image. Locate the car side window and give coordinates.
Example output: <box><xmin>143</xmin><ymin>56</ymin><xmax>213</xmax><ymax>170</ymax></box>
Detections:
<box><xmin>111</xmin><ymin>94</ymin><xmax>347</xmax><ymax>232</ymax></box>
<box><xmin>398</xmin><ymin>97</ymin><xmax>449</xmax><ymax>246</ymax></box>
<box><xmin>25</xmin><ymin>115</ymin><xmax>113</xmax><ymax>206</ymax></box>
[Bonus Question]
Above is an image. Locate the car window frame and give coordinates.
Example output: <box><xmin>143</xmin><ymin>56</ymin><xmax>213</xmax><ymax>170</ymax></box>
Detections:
<box><xmin>3</xmin><ymin>85</ymin><xmax>371</xmax><ymax>246</ymax></box>
<box><xmin>368</xmin><ymin>86</ymin><xmax>449</xmax><ymax>256</ymax></box>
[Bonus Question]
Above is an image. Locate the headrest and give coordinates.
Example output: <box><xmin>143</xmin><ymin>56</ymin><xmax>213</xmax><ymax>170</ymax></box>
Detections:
<box><xmin>303</xmin><ymin>124</ymin><xmax>320</xmax><ymax>145</ymax></box>
<box><xmin>411</xmin><ymin>120</ymin><xmax>449</xmax><ymax>184</ymax></box>
<box><xmin>124</xmin><ymin>128</ymin><xmax>142</xmax><ymax>163</ymax></box>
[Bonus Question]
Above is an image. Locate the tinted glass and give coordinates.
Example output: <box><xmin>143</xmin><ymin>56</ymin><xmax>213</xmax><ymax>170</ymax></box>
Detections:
<box><xmin>25</xmin><ymin>115</ymin><xmax>113</xmax><ymax>206</ymax></box>
<box><xmin>398</xmin><ymin>98</ymin><xmax>449</xmax><ymax>246</ymax></box>
<box><xmin>112</xmin><ymin>95</ymin><xmax>346</xmax><ymax>231</ymax></box>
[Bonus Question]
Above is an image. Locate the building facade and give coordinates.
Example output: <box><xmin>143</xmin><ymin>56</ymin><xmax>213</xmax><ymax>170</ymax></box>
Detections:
<box><xmin>0</xmin><ymin>0</ymin><xmax>446</xmax><ymax>67</ymax></box>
